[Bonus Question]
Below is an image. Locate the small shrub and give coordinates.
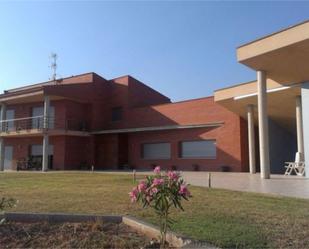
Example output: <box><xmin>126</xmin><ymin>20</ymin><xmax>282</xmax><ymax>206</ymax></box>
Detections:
<box><xmin>0</xmin><ymin>197</ymin><xmax>17</xmax><ymax>224</ymax></box>
<box><xmin>0</xmin><ymin>197</ymin><xmax>16</xmax><ymax>212</ymax></box>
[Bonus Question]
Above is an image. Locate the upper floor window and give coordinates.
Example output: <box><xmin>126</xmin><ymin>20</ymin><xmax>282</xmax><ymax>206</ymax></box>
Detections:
<box><xmin>5</xmin><ymin>110</ymin><xmax>15</xmax><ymax>131</ymax></box>
<box><xmin>180</xmin><ymin>140</ymin><xmax>216</xmax><ymax>159</ymax></box>
<box><xmin>112</xmin><ymin>107</ymin><xmax>123</xmax><ymax>122</ymax></box>
<box><xmin>32</xmin><ymin>106</ymin><xmax>55</xmax><ymax>129</ymax></box>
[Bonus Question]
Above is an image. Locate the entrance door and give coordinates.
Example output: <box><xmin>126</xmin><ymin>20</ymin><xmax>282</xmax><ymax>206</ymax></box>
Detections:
<box><xmin>4</xmin><ymin>146</ymin><xmax>13</xmax><ymax>170</ymax></box>
<box><xmin>118</xmin><ymin>134</ymin><xmax>128</xmax><ymax>169</ymax></box>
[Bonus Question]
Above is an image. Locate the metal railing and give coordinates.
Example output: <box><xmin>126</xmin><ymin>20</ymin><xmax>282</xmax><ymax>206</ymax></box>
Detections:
<box><xmin>0</xmin><ymin>116</ymin><xmax>89</xmax><ymax>133</ymax></box>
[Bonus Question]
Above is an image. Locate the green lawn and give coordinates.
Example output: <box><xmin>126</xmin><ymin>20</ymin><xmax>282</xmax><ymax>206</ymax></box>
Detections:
<box><xmin>0</xmin><ymin>172</ymin><xmax>309</xmax><ymax>248</ymax></box>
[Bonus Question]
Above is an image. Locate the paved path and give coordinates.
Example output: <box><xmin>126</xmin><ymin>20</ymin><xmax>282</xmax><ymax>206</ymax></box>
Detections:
<box><xmin>181</xmin><ymin>172</ymin><xmax>309</xmax><ymax>199</ymax></box>
<box><xmin>79</xmin><ymin>170</ymin><xmax>309</xmax><ymax>199</ymax></box>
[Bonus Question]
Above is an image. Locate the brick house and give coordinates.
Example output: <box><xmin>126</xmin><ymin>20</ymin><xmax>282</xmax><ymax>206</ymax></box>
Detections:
<box><xmin>0</xmin><ymin>72</ymin><xmax>248</xmax><ymax>172</ymax></box>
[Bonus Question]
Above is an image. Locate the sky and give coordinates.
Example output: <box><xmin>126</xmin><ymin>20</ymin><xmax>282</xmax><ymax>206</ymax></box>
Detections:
<box><xmin>0</xmin><ymin>1</ymin><xmax>309</xmax><ymax>102</ymax></box>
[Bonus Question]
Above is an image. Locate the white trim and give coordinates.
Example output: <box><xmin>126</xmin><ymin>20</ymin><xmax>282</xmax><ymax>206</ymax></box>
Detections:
<box><xmin>234</xmin><ymin>86</ymin><xmax>292</xmax><ymax>100</ymax></box>
<box><xmin>233</xmin><ymin>83</ymin><xmax>303</xmax><ymax>101</ymax></box>
<box><xmin>0</xmin><ymin>115</ymin><xmax>44</xmax><ymax>123</ymax></box>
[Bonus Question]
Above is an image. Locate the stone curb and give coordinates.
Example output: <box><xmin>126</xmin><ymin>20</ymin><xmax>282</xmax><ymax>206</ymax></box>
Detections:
<box><xmin>123</xmin><ymin>215</ymin><xmax>192</xmax><ymax>248</ymax></box>
<box><xmin>123</xmin><ymin>216</ymin><xmax>219</xmax><ymax>249</ymax></box>
<box><xmin>1</xmin><ymin>212</ymin><xmax>218</xmax><ymax>248</ymax></box>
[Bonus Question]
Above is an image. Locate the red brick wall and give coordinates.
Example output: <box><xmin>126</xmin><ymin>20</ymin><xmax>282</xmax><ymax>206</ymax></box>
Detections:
<box><xmin>4</xmin><ymin>135</ymin><xmax>94</xmax><ymax>170</ymax></box>
<box><xmin>128</xmin><ymin>76</ymin><xmax>171</xmax><ymax>108</ymax></box>
<box><xmin>64</xmin><ymin>100</ymin><xmax>90</xmax><ymax>130</ymax></box>
<box><xmin>58</xmin><ymin>73</ymin><xmax>94</xmax><ymax>84</ymax></box>
<box><xmin>44</xmin><ymin>76</ymin><xmax>110</xmax><ymax>131</ymax></box>
<box><xmin>128</xmin><ymin>118</ymin><xmax>246</xmax><ymax>172</ymax></box>
<box><xmin>95</xmin><ymin>134</ymin><xmax>119</xmax><ymax>169</ymax></box>
<box><xmin>4</xmin><ymin>136</ymin><xmax>65</xmax><ymax>170</ymax></box>
<box><xmin>64</xmin><ymin>136</ymin><xmax>93</xmax><ymax>170</ymax></box>
<box><xmin>106</xmin><ymin>76</ymin><xmax>171</xmax><ymax>130</ymax></box>
<box><xmin>126</xmin><ymin>97</ymin><xmax>227</xmax><ymax>128</ymax></box>
<box><xmin>95</xmin><ymin>97</ymin><xmax>249</xmax><ymax>172</ymax></box>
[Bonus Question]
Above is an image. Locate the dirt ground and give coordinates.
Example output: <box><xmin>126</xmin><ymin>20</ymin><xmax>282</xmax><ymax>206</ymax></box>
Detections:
<box><xmin>0</xmin><ymin>221</ymin><xmax>151</xmax><ymax>248</ymax></box>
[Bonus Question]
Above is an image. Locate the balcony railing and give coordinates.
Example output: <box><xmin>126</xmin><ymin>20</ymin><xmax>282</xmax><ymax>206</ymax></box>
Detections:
<box><xmin>0</xmin><ymin>116</ymin><xmax>88</xmax><ymax>133</ymax></box>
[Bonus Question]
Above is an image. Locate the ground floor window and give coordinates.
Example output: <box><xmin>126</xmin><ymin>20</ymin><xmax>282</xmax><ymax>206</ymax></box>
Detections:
<box><xmin>180</xmin><ymin>140</ymin><xmax>216</xmax><ymax>159</ymax></box>
<box><xmin>30</xmin><ymin>144</ymin><xmax>54</xmax><ymax>169</ymax></box>
<box><xmin>142</xmin><ymin>143</ymin><xmax>171</xmax><ymax>159</ymax></box>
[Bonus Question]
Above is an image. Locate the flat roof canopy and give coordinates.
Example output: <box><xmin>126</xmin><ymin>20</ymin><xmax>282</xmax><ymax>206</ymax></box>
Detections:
<box><xmin>237</xmin><ymin>20</ymin><xmax>309</xmax><ymax>84</ymax></box>
<box><xmin>0</xmin><ymin>91</ymin><xmax>66</xmax><ymax>105</ymax></box>
<box><xmin>214</xmin><ymin>81</ymin><xmax>300</xmax><ymax>133</ymax></box>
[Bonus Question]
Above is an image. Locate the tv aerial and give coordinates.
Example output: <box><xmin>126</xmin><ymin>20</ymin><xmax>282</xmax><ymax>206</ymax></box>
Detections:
<box><xmin>49</xmin><ymin>53</ymin><xmax>58</xmax><ymax>81</ymax></box>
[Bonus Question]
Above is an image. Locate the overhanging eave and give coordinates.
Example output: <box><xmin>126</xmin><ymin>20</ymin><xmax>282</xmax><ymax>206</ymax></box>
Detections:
<box><xmin>237</xmin><ymin>20</ymin><xmax>309</xmax><ymax>85</ymax></box>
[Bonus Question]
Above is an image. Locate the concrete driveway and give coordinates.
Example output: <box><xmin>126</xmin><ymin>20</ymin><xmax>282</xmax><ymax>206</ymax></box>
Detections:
<box><xmin>181</xmin><ymin>172</ymin><xmax>309</xmax><ymax>199</ymax></box>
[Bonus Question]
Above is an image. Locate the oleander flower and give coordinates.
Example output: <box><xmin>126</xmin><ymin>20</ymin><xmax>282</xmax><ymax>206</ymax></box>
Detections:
<box><xmin>179</xmin><ymin>184</ymin><xmax>191</xmax><ymax>197</ymax></box>
<box><xmin>167</xmin><ymin>171</ymin><xmax>179</xmax><ymax>181</ymax></box>
<box><xmin>152</xmin><ymin>178</ymin><xmax>164</xmax><ymax>186</ymax></box>
<box><xmin>137</xmin><ymin>181</ymin><xmax>147</xmax><ymax>192</ymax></box>
<box><xmin>153</xmin><ymin>166</ymin><xmax>161</xmax><ymax>174</ymax></box>
<box><xmin>129</xmin><ymin>187</ymin><xmax>138</xmax><ymax>202</ymax></box>
<box><xmin>150</xmin><ymin>187</ymin><xmax>158</xmax><ymax>195</ymax></box>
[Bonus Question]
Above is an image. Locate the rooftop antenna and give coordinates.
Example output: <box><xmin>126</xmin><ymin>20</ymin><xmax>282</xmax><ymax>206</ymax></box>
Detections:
<box><xmin>49</xmin><ymin>53</ymin><xmax>58</xmax><ymax>81</ymax></box>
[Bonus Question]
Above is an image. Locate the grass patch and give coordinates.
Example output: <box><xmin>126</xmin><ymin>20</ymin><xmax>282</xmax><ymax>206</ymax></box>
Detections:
<box><xmin>0</xmin><ymin>172</ymin><xmax>309</xmax><ymax>248</ymax></box>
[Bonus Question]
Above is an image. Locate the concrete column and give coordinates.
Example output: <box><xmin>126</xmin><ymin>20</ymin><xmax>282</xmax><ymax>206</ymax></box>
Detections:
<box><xmin>42</xmin><ymin>135</ymin><xmax>49</xmax><ymax>172</ymax></box>
<box><xmin>301</xmin><ymin>83</ymin><xmax>309</xmax><ymax>178</ymax></box>
<box><xmin>0</xmin><ymin>138</ymin><xmax>4</xmax><ymax>171</ymax></box>
<box><xmin>0</xmin><ymin>104</ymin><xmax>6</xmax><ymax>171</ymax></box>
<box><xmin>257</xmin><ymin>70</ymin><xmax>270</xmax><ymax>179</ymax></box>
<box><xmin>0</xmin><ymin>103</ymin><xmax>6</xmax><ymax>132</ymax></box>
<box><xmin>247</xmin><ymin>105</ymin><xmax>256</xmax><ymax>174</ymax></box>
<box><xmin>43</xmin><ymin>95</ymin><xmax>50</xmax><ymax>130</ymax></box>
<box><xmin>42</xmin><ymin>96</ymin><xmax>50</xmax><ymax>172</ymax></box>
<box><xmin>296</xmin><ymin>96</ymin><xmax>304</xmax><ymax>158</ymax></box>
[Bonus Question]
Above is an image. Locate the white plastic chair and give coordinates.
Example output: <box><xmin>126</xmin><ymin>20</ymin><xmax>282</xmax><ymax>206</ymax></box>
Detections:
<box><xmin>284</xmin><ymin>152</ymin><xmax>305</xmax><ymax>176</ymax></box>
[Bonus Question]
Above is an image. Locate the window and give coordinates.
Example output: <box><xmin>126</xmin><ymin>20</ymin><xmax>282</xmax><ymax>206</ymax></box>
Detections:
<box><xmin>5</xmin><ymin>110</ymin><xmax>15</xmax><ymax>131</ymax></box>
<box><xmin>31</xmin><ymin>145</ymin><xmax>54</xmax><ymax>156</ymax></box>
<box><xmin>31</xmin><ymin>145</ymin><xmax>54</xmax><ymax>170</ymax></box>
<box><xmin>142</xmin><ymin>143</ymin><xmax>171</xmax><ymax>159</ymax></box>
<box><xmin>32</xmin><ymin>106</ymin><xmax>55</xmax><ymax>129</ymax></box>
<box><xmin>180</xmin><ymin>140</ymin><xmax>216</xmax><ymax>158</ymax></box>
<box><xmin>112</xmin><ymin>107</ymin><xmax>123</xmax><ymax>122</ymax></box>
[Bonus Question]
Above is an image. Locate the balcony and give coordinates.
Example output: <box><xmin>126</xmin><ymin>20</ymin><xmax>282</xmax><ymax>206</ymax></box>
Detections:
<box><xmin>0</xmin><ymin>116</ymin><xmax>90</xmax><ymax>137</ymax></box>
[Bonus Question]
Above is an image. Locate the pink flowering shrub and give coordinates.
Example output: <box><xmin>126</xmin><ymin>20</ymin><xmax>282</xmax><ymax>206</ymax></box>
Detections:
<box><xmin>129</xmin><ymin>166</ymin><xmax>191</xmax><ymax>247</ymax></box>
